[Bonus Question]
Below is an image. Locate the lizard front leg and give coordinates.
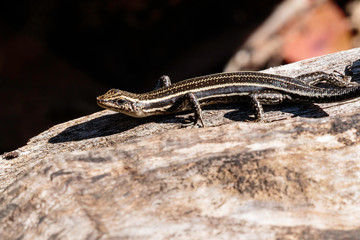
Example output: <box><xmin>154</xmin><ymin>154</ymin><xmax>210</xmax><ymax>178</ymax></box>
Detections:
<box><xmin>154</xmin><ymin>75</ymin><xmax>172</xmax><ymax>90</ymax></box>
<box><xmin>186</xmin><ymin>93</ymin><xmax>205</xmax><ymax>127</ymax></box>
<box><xmin>249</xmin><ymin>90</ymin><xmax>289</xmax><ymax>122</ymax></box>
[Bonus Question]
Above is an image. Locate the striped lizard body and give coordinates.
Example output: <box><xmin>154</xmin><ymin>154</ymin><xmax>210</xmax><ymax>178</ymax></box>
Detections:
<box><xmin>97</xmin><ymin>68</ymin><xmax>359</xmax><ymax>127</ymax></box>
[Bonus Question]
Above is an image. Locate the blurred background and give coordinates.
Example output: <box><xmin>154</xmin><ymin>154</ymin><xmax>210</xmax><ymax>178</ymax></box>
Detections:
<box><xmin>1</xmin><ymin>0</ymin><xmax>359</xmax><ymax>153</ymax></box>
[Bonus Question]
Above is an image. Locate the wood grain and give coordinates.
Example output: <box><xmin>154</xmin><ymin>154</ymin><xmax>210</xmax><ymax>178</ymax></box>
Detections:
<box><xmin>1</xmin><ymin>48</ymin><xmax>360</xmax><ymax>239</ymax></box>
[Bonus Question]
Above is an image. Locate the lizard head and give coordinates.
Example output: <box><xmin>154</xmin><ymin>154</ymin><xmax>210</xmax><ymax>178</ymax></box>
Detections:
<box><xmin>96</xmin><ymin>89</ymin><xmax>146</xmax><ymax>117</ymax></box>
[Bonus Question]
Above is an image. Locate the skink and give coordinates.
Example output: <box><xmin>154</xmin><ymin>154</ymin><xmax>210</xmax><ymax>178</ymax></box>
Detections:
<box><xmin>97</xmin><ymin>67</ymin><xmax>358</xmax><ymax>127</ymax></box>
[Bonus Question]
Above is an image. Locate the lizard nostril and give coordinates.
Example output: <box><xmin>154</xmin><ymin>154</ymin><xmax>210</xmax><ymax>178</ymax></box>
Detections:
<box><xmin>96</xmin><ymin>97</ymin><xmax>108</xmax><ymax>103</ymax></box>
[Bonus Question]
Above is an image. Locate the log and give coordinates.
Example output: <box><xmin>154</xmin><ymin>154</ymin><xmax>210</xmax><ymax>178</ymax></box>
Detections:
<box><xmin>1</xmin><ymin>48</ymin><xmax>360</xmax><ymax>239</ymax></box>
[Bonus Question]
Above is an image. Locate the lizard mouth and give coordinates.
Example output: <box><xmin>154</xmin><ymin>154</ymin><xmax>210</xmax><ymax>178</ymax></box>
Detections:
<box><xmin>96</xmin><ymin>98</ymin><xmax>114</xmax><ymax>110</ymax></box>
<box><xmin>96</xmin><ymin>97</ymin><xmax>132</xmax><ymax>115</ymax></box>
<box><xmin>96</xmin><ymin>97</ymin><xmax>105</xmax><ymax>105</ymax></box>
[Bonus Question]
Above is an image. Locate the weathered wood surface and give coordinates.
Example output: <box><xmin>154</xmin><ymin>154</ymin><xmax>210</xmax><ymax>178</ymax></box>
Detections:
<box><xmin>1</xmin><ymin>48</ymin><xmax>360</xmax><ymax>239</ymax></box>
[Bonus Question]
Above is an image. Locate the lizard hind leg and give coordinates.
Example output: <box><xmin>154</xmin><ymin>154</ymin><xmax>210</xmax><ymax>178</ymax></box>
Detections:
<box><xmin>295</xmin><ymin>71</ymin><xmax>356</xmax><ymax>87</ymax></box>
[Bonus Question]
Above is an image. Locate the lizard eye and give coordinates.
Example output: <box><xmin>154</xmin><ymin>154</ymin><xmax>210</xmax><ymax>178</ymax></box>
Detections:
<box><xmin>116</xmin><ymin>99</ymin><xmax>126</xmax><ymax>105</ymax></box>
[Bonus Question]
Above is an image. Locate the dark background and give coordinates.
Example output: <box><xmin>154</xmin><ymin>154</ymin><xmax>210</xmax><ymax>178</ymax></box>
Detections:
<box><xmin>0</xmin><ymin>0</ymin><xmax>350</xmax><ymax>153</ymax></box>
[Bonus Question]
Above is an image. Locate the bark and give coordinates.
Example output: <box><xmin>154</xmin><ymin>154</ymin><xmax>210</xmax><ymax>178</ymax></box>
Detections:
<box><xmin>1</xmin><ymin>48</ymin><xmax>360</xmax><ymax>239</ymax></box>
